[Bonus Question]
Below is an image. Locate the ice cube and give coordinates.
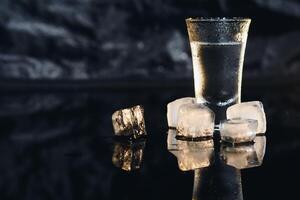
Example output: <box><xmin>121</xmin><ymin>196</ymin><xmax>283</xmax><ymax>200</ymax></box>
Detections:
<box><xmin>167</xmin><ymin>97</ymin><xmax>195</xmax><ymax>128</ymax></box>
<box><xmin>112</xmin><ymin>140</ymin><xmax>146</xmax><ymax>171</ymax></box>
<box><xmin>176</xmin><ymin>103</ymin><xmax>215</xmax><ymax>138</ymax></box>
<box><xmin>227</xmin><ymin>101</ymin><xmax>266</xmax><ymax>133</ymax></box>
<box><xmin>220</xmin><ymin>119</ymin><xmax>258</xmax><ymax>143</ymax></box>
<box><xmin>112</xmin><ymin>105</ymin><xmax>146</xmax><ymax>139</ymax></box>
<box><xmin>220</xmin><ymin>136</ymin><xmax>266</xmax><ymax>169</ymax></box>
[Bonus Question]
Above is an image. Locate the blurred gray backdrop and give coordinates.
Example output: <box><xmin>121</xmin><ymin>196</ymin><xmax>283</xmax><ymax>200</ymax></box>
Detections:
<box><xmin>0</xmin><ymin>0</ymin><xmax>299</xmax><ymax>83</ymax></box>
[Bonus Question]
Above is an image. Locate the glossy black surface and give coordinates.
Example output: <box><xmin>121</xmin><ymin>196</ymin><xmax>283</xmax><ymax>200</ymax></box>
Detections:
<box><xmin>0</xmin><ymin>89</ymin><xmax>298</xmax><ymax>200</ymax></box>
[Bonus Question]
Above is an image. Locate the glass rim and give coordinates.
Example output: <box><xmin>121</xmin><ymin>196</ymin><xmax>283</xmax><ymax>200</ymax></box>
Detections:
<box><xmin>186</xmin><ymin>17</ymin><xmax>251</xmax><ymax>22</ymax></box>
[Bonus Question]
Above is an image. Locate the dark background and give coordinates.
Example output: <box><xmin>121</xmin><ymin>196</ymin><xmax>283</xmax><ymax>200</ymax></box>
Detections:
<box><xmin>0</xmin><ymin>0</ymin><xmax>299</xmax><ymax>200</ymax></box>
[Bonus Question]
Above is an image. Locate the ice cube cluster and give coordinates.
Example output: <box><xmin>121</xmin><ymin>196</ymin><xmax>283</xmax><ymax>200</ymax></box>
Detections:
<box><xmin>221</xmin><ymin>101</ymin><xmax>267</xmax><ymax>143</ymax></box>
<box><xmin>167</xmin><ymin>98</ymin><xmax>267</xmax><ymax>143</ymax></box>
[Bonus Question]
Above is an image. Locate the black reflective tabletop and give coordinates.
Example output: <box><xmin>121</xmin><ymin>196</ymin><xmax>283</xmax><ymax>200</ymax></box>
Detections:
<box><xmin>0</xmin><ymin>89</ymin><xmax>299</xmax><ymax>200</ymax></box>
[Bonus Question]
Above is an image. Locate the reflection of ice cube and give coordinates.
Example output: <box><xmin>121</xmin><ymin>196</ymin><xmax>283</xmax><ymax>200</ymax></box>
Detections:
<box><xmin>112</xmin><ymin>140</ymin><xmax>146</xmax><ymax>171</ymax></box>
<box><xmin>167</xmin><ymin>97</ymin><xmax>195</xmax><ymax>128</ymax></box>
<box><xmin>254</xmin><ymin>136</ymin><xmax>266</xmax><ymax>163</ymax></box>
<box><xmin>220</xmin><ymin>119</ymin><xmax>258</xmax><ymax>143</ymax></box>
<box><xmin>177</xmin><ymin>140</ymin><xmax>214</xmax><ymax>171</ymax></box>
<box><xmin>176</xmin><ymin>140</ymin><xmax>214</xmax><ymax>171</ymax></box>
<box><xmin>220</xmin><ymin>136</ymin><xmax>266</xmax><ymax>169</ymax></box>
<box><xmin>227</xmin><ymin>101</ymin><xmax>266</xmax><ymax>133</ymax></box>
<box><xmin>167</xmin><ymin>129</ymin><xmax>178</xmax><ymax>156</ymax></box>
<box><xmin>169</xmin><ymin>141</ymin><xmax>214</xmax><ymax>171</ymax></box>
<box><xmin>177</xmin><ymin>103</ymin><xmax>214</xmax><ymax>138</ymax></box>
<box><xmin>167</xmin><ymin>130</ymin><xmax>214</xmax><ymax>171</ymax></box>
<box><xmin>112</xmin><ymin>105</ymin><xmax>146</xmax><ymax>139</ymax></box>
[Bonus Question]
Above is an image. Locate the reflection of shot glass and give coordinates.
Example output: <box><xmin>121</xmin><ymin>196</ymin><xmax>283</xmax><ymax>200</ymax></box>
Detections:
<box><xmin>186</xmin><ymin>18</ymin><xmax>251</xmax><ymax>121</ymax></box>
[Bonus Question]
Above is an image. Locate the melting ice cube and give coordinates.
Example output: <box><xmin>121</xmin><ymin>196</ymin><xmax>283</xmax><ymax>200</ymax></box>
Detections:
<box><xmin>227</xmin><ymin>101</ymin><xmax>266</xmax><ymax>133</ymax></box>
<box><xmin>167</xmin><ymin>97</ymin><xmax>195</xmax><ymax>128</ymax></box>
<box><xmin>112</xmin><ymin>105</ymin><xmax>146</xmax><ymax>139</ymax></box>
<box><xmin>220</xmin><ymin>119</ymin><xmax>258</xmax><ymax>143</ymax></box>
<box><xmin>176</xmin><ymin>103</ymin><xmax>215</xmax><ymax>138</ymax></box>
